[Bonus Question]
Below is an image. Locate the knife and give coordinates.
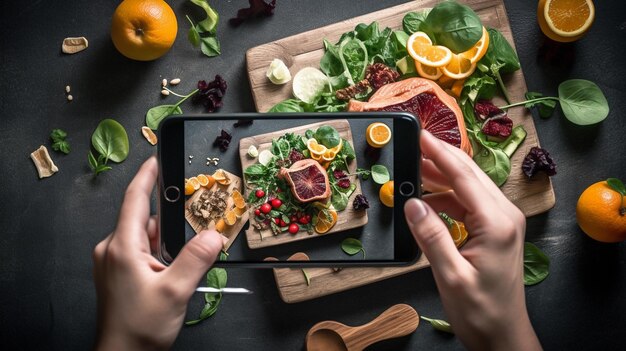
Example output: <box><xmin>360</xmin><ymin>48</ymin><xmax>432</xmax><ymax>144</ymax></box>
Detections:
<box><xmin>195</xmin><ymin>287</ymin><xmax>253</xmax><ymax>294</ymax></box>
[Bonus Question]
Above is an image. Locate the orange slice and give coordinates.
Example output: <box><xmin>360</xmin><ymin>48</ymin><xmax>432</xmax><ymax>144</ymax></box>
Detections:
<box><xmin>188</xmin><ymin>176</ymin><xmax>201</xmax><ymax>191</ymax></box>
<box><xmin>307</xmin><ymin>138</ymin><xmax>328</xmax><ymax>156</ymax></box>
<box><xmin>223</xmin><ymin>208</ymin><xmax>237</xmax><ymax>226</ymax></box>
<box><xmin>539</xmin><ymin>0</ymin><xmax>595</xmax><ymax>42</ymax></box>
<box><xmin>213</xmin><ymin>169</ymin><xmax>231</xmax><ymax>185</ymax></box>
<box><xmin>439</xmin><ymin>212</ymin><xmax>469</xmax><ymax>248</ymax></box>
<box><xmin>184</xmin><ymin>179</ymin><xmax>195</xmax><ymax>195</ymax></box>
<box><xmin>231</xmin><ymin>189</ymin><xmax>246</xmax><ymax>209</ymax></box>
<box><xmin>407</xmin><ymin>31</ymin><xmax>452</xmax><ymax>68</ymax></box>
<box><xmin>215</xmin><ymin>218</ymin><xmax>226</xmax><ymax>233</ymax></box>
<box><xmin>233</xmin><ymin>206</ymin><xmax>247</xmax><ymax>218</ymax></box>
<box><xmin>379</xmin><ymin>180</ymin><xmax>394</xmax><ymax>208</ymax></box>
<box><xmin>460</xmin><ymin>26</ymin><xmax>490</xmax><ymax>63</ymax></box>
<box><xmin>416</xmin><ymin>61</ymin><xmax>443</xmax><ymax>80</ymax></box>
<box><xmin>441</xmin><ymin>53</ymin><xmax>476</xmax><ymax>80</ymax></box>
<box><xmin>314</xmin><ymin>209</ymin><xmax>338</xmax><ymax>234</ymax></box>
<box><xmin>450</xmin><ymin>79</ymin><xmax>466</xmax><ymax>98</ymax></box>
<box><xmin>366</xmin><ymin>122</ymin><xmax>392</xmax><ymax>148</ymax></box>
<box><xmin>197</xmin><ymin>174</ymin><xmax>212</xmax><ymax>187</ymax></box>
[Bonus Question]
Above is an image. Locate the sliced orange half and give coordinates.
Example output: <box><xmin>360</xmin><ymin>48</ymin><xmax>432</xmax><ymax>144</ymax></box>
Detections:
<box><xmin>314</xmin><ymin>209</ymin><xmax>338</xmax><ymax>234</ymax></box>
<box><xmin>407</xmin><ymin>31</ymin><xmax>452</xmax><ymax>68</ymax></box>
<box><xmin>223</xmin><ymin>208</ymin><xmax>237</xmax><ymax>226</ymax></box>
<box><xmin>543</xmin><ymin>0</ymin><xmax>594</xmax><ymax>38</ymax></box>
<box><xmin>213</xmin><ymin>169</ymin><xmax>231</xmax><ymax>185</ymax></box>
<box><xmin>441</xmin><ymin>53</ymin><xmax>476</xmax><ymax>80</ymax></box>
<box><xmin>231</xmin><ymin>189</ymin><xmax>246</xmax><ymax>209</ymax></box>
<box><xmin>365</xmin><ymin>122</ymin><xmax>392</xmax><ymax>148</ymax></box>
<box><xmin>188</xmin><ymin>176</ymin><xmax>201</xmax><ymax>191</ymax></box>
<box><xmin>184</xmin><ymin>179</ymin><xmax>196</xmax><ymax>195</ymax></box>
<box><xmin>307</xmin><ymin>138</ymin><xmax>327</xmax><ymax>156</ymax></box>
<box><xmin>416</xmin><ymin>61</ymin><xmax>443</xmax><ymax>80</ymax></box>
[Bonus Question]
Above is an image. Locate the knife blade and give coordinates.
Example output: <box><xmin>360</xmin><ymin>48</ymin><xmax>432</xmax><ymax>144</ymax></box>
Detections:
<box><xmin>195</xmin><ymin>287</ymin><xmax>253</xmax><ymax>294</ymax></box>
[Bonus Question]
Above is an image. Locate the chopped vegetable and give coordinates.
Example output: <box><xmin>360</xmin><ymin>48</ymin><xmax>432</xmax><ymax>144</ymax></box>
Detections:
<box><xmin>247</xmin><ymin>145</ymin><xmax>259</xmax><ymax>158</ymax></box>
<box><xmin>266</xmin><ymin>59</ymin><xmax>292</xmax><ymax>84</ymax></box>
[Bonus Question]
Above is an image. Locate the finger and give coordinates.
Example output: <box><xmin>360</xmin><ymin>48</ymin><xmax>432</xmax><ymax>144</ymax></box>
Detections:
<box><xmin>421</xmin><ymin>191</ymin><xmax>467</xmax><ymax>220</ymax></box>
<box><xmin>404</xmin><ymin>198</ymin><xmax>466</xmax><ymax>273</ymax></box>
<box><xmin>421</xmin><ymin>158</ymin><xmax>452</xmax><ymax>193</ymax></box>
<box><xmin>93</xmin><ymin>233</ymin><xmax>113</xmax><ymax>278</ymax></box>
<box><xmin>420</xmin><ymin>131</ymin><xmax>498</xmax><ymax>213</ymax></box>
<box><xmin>115</xmin><ymin>157</ymin><xmax>158</xmax><ymax>249</ymax></box>
<box><xmin>165</xmin><ymin>230</ymin><xmax>224</xmax><ymax>299</ymax></box>
<box><xmin>146</xmin><ymin>215</ymin><xmax>159</xmax><ymax>254</ymax></box>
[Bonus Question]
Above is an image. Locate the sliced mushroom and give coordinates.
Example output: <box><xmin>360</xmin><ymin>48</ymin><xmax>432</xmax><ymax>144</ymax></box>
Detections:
<box><xmin>30</xmin><ymin>145</ymin><xmax>58</xmax><ymax>178</ymax></box>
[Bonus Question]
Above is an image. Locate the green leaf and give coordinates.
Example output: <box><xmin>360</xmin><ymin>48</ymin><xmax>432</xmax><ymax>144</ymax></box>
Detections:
<box><xmin>188</xmin><ymin>26</ymin><xmax>201</xmax><ymax>47</ymax></box>
<box><xmin>331</xmin><ymin>190</ymin><xmax>349</xmax><ymax>212</ymax></box>
<box><xmin>422</xmin><ymin>1</ymin><xmax>483</xmax><ymax>53</ymax></box>
<box><xmin>200</xmin><ymin>36</ymin><xmax>221</xmax><ymax>57</ymax></box>
<box><xmin>479</xmin><ymin>28</ymin><xmax>520</xmax><ymax>74</ymax></box>
<box><xmin>146</xmin><ymin>105</ymin><xmax>183</xmax><ymax>130</ymax></box>
<box><xmin>607</xmin><ymin>178</ymin><xmax>626</xmax><ymax>196</ymax></box>
<box><xmin>341</xmin><ymin>138</ymin><xmax>356</xmax><ymax>161</ymax></box>
<box><xmin>461</xmin><ymin>75</ymin><xmax>496</xmax><ymax>104</ymax></box>
<box><xmin>421</xmin><ymin>316</ymin><xmax>454</xmax><ymax>334</ymax></box>
<box><xmin>244</xmin><ymin>164</ymin><xmax>267</xmax><ymax>176</ymax></box>
<box><xmin>94</xmin><ymin>164</ymin><xmax>113</xmax><ymax>175</ymax></box>
<box><xmin>402</xmin><ymin>10</ymin><xmax>430</xmax><ymax>34</ymax></box>
<box><xmin>88</xmin><ymin>151</ymin><xmax>98</xmax><ymax>171</ymax></box>
<box><xmin>341</xmin><ymin>238</ymin><xmax>365</xmax><ymax>258</ymax></box>
<box><xmin>558</xmin><ymin>79</ymin><xmax>609</xmax><ymax>125</ymax></box>
<box><xmin>50</xmin><ymin>129</ymin><xmax>67</xmax><ymax>142</ymax></box>
<box><xmin>371</xmin><ymin>164</ymin><xmax>390</xmax><ymax>185</ymax></box>
<box><xmin>268</xmin><ymin>99</ymin><xmax>305</xmax><ymax>113</ymax></box>
<box><xmin>314</xmin><ymin>126</ymin><xmax>341</xmax><ymax>148</ymax></box>
<box><xmin>523</xmin><ymin>242</ymin><xmax>550</xmax><ymax>285</ymax></box>
<box><xmin>206</xmin><ymin>267</ymin><xmax>227</xmax><ymax>289</ymax></box>
<box><xmin>190</xmin><ymin>0</ymin><xmax>219</xmax><ymax>33</ymax></box>
<box><xmin>472</xmin><ymin>145</ymin><xmax>511</xmax><ymax>187</ymax></box>
<box><xmin>91</xmin><ymin>119</ymin><xmax>129</xmax><ymax>163</ymax></box>
<box><xmin>525</xmin><ymin>92</ymin><xmax>557</xmax><ymax>118</ymax></box>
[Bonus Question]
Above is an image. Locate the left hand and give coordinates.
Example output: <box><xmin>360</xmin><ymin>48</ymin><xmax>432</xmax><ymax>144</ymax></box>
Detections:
<box><xmin>92</xmin><ymin>156</ymin><xmax>224</xmax><ymax>350</ymax></box>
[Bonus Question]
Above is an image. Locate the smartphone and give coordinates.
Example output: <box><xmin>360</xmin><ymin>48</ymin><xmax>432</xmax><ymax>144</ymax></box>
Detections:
<box><xmin>157</xmin><ymin>112</ymin><xmax>420</xmax><ymax>267</ymax></box>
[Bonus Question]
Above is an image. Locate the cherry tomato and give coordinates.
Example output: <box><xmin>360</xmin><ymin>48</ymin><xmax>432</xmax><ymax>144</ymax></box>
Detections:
<box><xmin>255</xmin><ymin>189</ymin><xmax>265</xmax><ymax>198</ymax></box>
<box><xmin>288</xmin><ymin>223</ymin><xmax>299</xmax><ymax>234</ymax></box>
<box><xmin>305</xmin><ymin>214</ymin><xmax>312</xmax><ymax>221</ymax></box>
<box><xmin>290</xmin><ymin>215</ymin><xmax>298</xmax><ymax>222</ymax></box>
<box><xmin>254</xmin><ymin>209</ymin><xmax>261</xmax><ymax>216</ymax></box>
<box><xmin>260</xmin><ymin>203</ymin><xmax>272</xmax><ymax>214</ymax></box>
<box><xmin>271</xmin><ymin>198</ymin><xmax>282</xmax><ymax>209</ymax></box>
<box><xmin>280</xmin><ymin>219</ymin><xmax>287</xmax><ymax>227</ymax></box>
<box><xmin>274</xmin><ymin>218</ymin><xmax>280</xmax><ymax>224</ymax></box>
<box><xmin>298</xmin><ymin>217</ymin><xmax>309</xmax><ymax>225</ymax></box>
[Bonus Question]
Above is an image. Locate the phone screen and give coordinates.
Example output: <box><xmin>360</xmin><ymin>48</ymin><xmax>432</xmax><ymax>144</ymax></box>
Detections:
<box><xmin>159</xmin><ymin>113</ymin><xmax>419</xmax><ymax>266</ymax></box>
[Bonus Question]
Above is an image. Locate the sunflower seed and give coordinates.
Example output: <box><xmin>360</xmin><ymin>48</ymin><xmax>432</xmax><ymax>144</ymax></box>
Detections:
<box><xmin>170</xmin><ymin>78</ymin><xmax>181</xmax><ymax>85</ymax></box>
<box><xmin>161</xmin><ymin>89</ymin><xmax>170</xmax><ymax>96</ymax></box>
<box><xmin>162</xmin><ymin>79</ymin><xmax>168</xmax><ymax>87</ymax></box>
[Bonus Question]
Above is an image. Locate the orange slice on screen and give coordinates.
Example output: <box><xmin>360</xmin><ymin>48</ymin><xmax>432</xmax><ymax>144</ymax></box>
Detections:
<box><xmin>184</xmin><ymin>179</ymin><xmax>196</xmax><ymax>195</ymax></box>
<box><xmin>215</xmin><ymin>218</ymin><xmax>226</xmax><ymax>233</ymax></box>
<box><xmin>197</xmin><ymin>174</ymin><xmax>215</xmax><ymax>188</ymax></box>
<box><xmin>223</xmin><ymin>208</ymin><xmax>237</xmax><ymax>226</ymax></box>
<box><xmin>416</xmin><ymin>61</ymin><xmax>443</xmax><ymax>80</ymax></box>
<box><xmin>314</xmin><ymin>209</ymin><xmax>338</xmax><ymax>234</ymax></box>
<box><xmin>366</xmin><ymin>122</ymin><xmax>392</xmax><ymax>148</ymax></box>
<box><xmin>460</xmin><ymin>26</ymin><xmax>490</xmax><ymax>63</ymax></box>
<box><xmin>379</xmin><ymin>180</ymin><xmax>394</xmax><ymax>208</ymax></box>
<box><xmin>231</xmin><ymin>189</ymin><xmax>246</xmax><ymax>209</ymax></box>
<box><xmin>307</xmin><ymin>139</ymin><xmax>328</xmax><ymax>156</ymax></box>
<box><xmin>187</xmin><ymin>176</ymin><xmax>201</xmax><ymax>191</ymax></box>
<box><xmin>213</xmin><ymin>169</ymin><xmax>231</xmax><ymax>185</ymax></box>
<box><xmin>407</xmin><ymin>31</ymin><xmax>452</xmax><ymax>68</ymax></box>
<box><xmin>538</xmin><ymin>0</ymin><xmax>595</xmax><ymax>42</ymax></box>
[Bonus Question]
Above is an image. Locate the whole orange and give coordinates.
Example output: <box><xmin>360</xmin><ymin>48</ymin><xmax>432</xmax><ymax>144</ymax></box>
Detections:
<box><xmin>576</xmin><ymin>181</ymin><xmax>626</xmax><ymax>243</ymax></box>
<box><xmin>111</xmin><ymin>0</ymin><xmax>178</xmax><ymax>61</ymax></box>
<box><xmin>379</xmin><ymin>180</ymin><xmax>394</xmax><ymax>208</ymax></box>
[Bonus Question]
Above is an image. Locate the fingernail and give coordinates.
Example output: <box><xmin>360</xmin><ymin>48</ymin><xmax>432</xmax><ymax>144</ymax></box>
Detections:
<box><xmin>405</xmin><ymin>199</ymin><xmax>428</xmax><ymax>226</ymax></box>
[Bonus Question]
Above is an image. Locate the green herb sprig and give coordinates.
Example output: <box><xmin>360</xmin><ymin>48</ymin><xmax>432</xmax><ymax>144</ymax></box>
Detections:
<box><xmin>499</xmin><ymin>79</ymin><xmax>609</xmax><ymax>126</ymax></box>
<box><xmin>187</xmin><ymin>0</ymin><xmax>220</xmax><ymax>57</ymax></box>
<box><xmin>50</xmin><ymin>129</ymin><xmax>70</xmax><ymax>154</ymax></box>
<box><xmin>88</xmin><ymin>119</ymin><xmax>129</xmax><ymax>176</ymax></box>
<box><xmin>341</xmin><ymin>238</ymin><xmax>365</xmax><ymax>258</ymax></box>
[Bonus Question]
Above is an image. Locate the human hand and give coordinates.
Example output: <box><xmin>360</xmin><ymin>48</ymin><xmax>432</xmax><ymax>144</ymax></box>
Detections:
<box><xmin>92</xmin><ymin>157</ymin><xmax>224</xmax><ymax>350</ymax></box>
<box><xmin>404</xmin><ymin>131</ymin><xmax>541</xmax><ymax>351</ymax></box>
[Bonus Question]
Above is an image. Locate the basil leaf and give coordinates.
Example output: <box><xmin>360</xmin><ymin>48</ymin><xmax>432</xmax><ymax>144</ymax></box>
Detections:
<box><xmin>480</xmin><ymin>28</ymin><xmax>520</xmax><ymax>74</ymax></box>
<box><xmin>473</xmin><ymin>145</ymin><xmax>511</xmax><ymax>187</ymax></box>
<box><xmin>421</xmin><ymin>316</ymin><xmax>454</xmax><ymax>334</ymax></box>
<box><xmin>91</xmin><ymin>119</ymin><xmax>129</xmax><ymax>163</ymax></box>
<box><xmin>146</xmin><ymin>105</ymin><xmax>183</xmax><ymax>130</ymax></box>
<box><xmin>607</xmin><ymin>178</ymin><xmax>626</xmax><ymax>196</ymax></box>
<box><xmin>422</xmin><ymin>1</ymin><xmax>483</xmax><ymax>53</ymax></box>
<box><xmin>402</xmin><ymin>10</ymin><xmax>430</xmax><ymax>34</ymax></box>
<box><xmin>341</xmin><ymin>238</ymin><xmax>365</xmax><ymax>258</ymax></box>
<box><xmin>558</xmin><ymin>79</ymin><xmax>609</xmax><ymax>125</ymax></box>
<box><xmin>314</xmin><ymin>126</ymin><xmax>341</xmax><ymax>148</ymax></box>
<box><xmin>523</xmin><ymin>242</ymin><xmax>550</xmax><ymax>285</ymax></box>
<box><xmin>200</xmin><ymin>36</ymin><xmax>221</xmax><ymax>57</ymax></box>
<box><xmin>50</xmin><ymin>129</ymin><xmax>67</xmax><ymax>142</ymax></box>
<box><xmin>371</xmin><ymin>164</ymin><xmax>390</xmax><ymax>184</ymax></box>
<box><xmin>88</xmin><ymin>151</ymin><xmax>98</xmax><ymax>170</ymax></box>
<box><xmin>244</xmin><ymin>164</ymin><xmax>267</xmax><ymax>176</ymax></box>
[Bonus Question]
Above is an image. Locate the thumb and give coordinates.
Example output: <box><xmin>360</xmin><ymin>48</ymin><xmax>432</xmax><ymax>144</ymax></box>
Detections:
<box><xmin>166</xmin><ymin>230</ymin><xmax>224</xmax><ymax>296</ymax></box>
<box><xmin>404</xmin><ymin>198</ymin><xmax>464</xmax><ymax>273</ymax></box>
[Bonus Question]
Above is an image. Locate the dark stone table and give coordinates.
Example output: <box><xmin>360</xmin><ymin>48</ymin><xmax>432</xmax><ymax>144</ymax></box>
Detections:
<box><xmin>1</xmin><ymin>0</ymin><xmax>625</xmax><ymax>349</ymax></box>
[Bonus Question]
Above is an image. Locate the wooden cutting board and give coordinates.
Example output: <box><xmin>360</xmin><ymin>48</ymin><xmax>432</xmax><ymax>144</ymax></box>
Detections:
<box><xmin>246</xmin><ymin>0</ymin><xmax>556</xmax><ymax>302</ymax></box>
<box><xmin>185</xmin><ymin>171</ymin><xmax>248</xmax><ymax>251</ymax></box>
<box><xmin>239</xmin><ymin>120</ymin><xmax>367</xmax><ymax>249</ymax></box>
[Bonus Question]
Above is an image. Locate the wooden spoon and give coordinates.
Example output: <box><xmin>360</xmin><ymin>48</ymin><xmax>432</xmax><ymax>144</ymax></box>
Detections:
<box><xmin>306</xmin><ymin>304</ymin><xmax>419</xmax><ymax>351</ymax></box>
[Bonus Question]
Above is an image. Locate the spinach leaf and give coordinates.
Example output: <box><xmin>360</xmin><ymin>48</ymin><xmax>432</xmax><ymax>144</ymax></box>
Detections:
<box><xmin>200</xmin><ymin>36</ymin><xmax>220</xmax><ymax>57</ymax></box>
<box><xmin>268</xmin><ymin>99</ymin><xmax>305</xmax><ymax>112</ymax></box>
<box><xmin>314</xmin><ymin>126</ymin><xmax>341</xmax><ymax>148</ymax></box>
<box><xmin>558</xmin><ymin>79</ymin><xmax>609</xmax><ymax>125</ymax></box>
<box><xmin>499</xmin><ymin>79</ymin><xmax>609</xmax><ymax>126</ymax></box>
<box><xmin>320</xmin><ymin>39</ymin><xmax>345</xmax><ymax>77</ymax></box>
<box><xmin>472</xmin><ymin>145</ymin><xmax>511</xmax><ymax>187</ymax></box>
<box><xmin>461</xmin><ymin>74</ymin><xmax>496</xmax><ymax>104</ymax></box>
<box><xmin>244</xmin><ymin>164</ymin><xmax>267</xmax><ymax>176</ymax></box>
<box><xmin>421</xmin><ymin>316</ymin><xmax>454</xmax><ymax>334</ymax></box>
<box><xmin>91</xmin><ymin>119</ymin><xmax>129</xmax><ymax>163</ymax></box>
<box><xmin>188</xmin><ymin>0</ymin><xmax>221</xmax><ymax>58</ymax></box>
<box><xmin>186</xmin><ymin>16</ymin><xmax>201</xmax><ymax>47</ymax></box>
<box><xmin>50</xmin><ymin>129</ymin><xmax>70</xmax><ymax>154</ymax></box>
<box><xmin>477</xmin><ymin>28</ymin><xmax>521</xmax><ymax>103</ymax></box>
<box><xmin>422</xmin><ymin>1</ymin><xmax>483</xmax><ymax>53</ymax></box>
<box><xmin>402</xmin><ymin>9</ymin><xmax>430</xmax><ymax>34</ymax></box>
<box><xmin>338</xmin><ymin>37</ymin><xmax>369</xmax><ymax>84</ymax></box>
<box><xmin>341</xmin><ymin>238</ymin><xmax>365</xmax><ymax>258</ymax></box>
<box><xmin>371</xmin><ymin>164</ymin><xmax>390</xmax><ymax>184</ymax></box>
<box><xmin>523</xmin><ymin>242</ymin><xmax>550</xmax><ymax>285</ymax></box>
<box><xmin>341</xmin><ymin>138</ymin><xmax>356</xmax><ymax>161</ymax></box>
<box><xmin>146</xmin><ymin>105</ymin><xmax>183</xmax><ymax>130</ymax></box>
<box><xmin>185</xmin><ymin>255</ymin><xmax>228</xmax><ymax>325</ymax></box>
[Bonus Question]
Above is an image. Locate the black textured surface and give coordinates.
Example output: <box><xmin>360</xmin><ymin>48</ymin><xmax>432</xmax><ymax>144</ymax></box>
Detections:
<box><xmin>1</xmin><ymin>1</ymin><xmax>625</xmax><ymax>350</ymax></box>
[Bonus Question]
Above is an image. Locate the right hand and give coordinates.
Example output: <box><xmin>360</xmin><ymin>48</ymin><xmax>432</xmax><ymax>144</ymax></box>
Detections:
<box><xmin>404</xmin><ymin>131</ymin><xmax>542</xmax><ymax>351</ymax></box>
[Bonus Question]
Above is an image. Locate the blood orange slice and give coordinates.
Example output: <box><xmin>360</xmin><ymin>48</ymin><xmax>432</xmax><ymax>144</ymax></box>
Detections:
<box><xmin>279</xmin><ymin>159</ymin><xmax>331</xmax><ymax>203</ymax></box>
<box><xmin>347</xmin><ymin>78</ymin><xmax>472</xmax><ymax>156</ymax></box>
